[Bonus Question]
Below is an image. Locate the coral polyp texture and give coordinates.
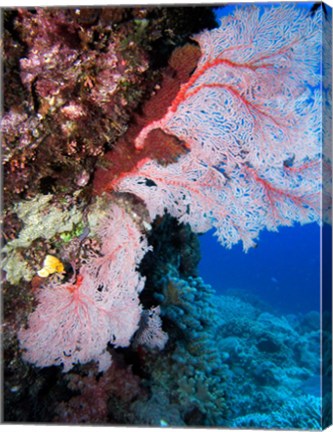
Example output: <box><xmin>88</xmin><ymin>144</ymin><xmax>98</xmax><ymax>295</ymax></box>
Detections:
<box><xmin>2</xmin><ymin>2</ymin><xmax>331</xmax><ymax>428</ymax></box>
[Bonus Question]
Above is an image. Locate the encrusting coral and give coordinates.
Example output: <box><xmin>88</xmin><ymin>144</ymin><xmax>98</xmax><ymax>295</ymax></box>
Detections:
<box><xmin>2</xmin><ymin>193</ymin><xmax>84</xmax><ymax>284</ymax></box>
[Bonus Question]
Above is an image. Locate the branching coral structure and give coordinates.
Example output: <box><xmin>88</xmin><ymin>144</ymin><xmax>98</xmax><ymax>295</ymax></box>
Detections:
<box><xmin>115</xmin><ymin>5</ymin><xmax>323</xmax><ymax>250</ymax></box>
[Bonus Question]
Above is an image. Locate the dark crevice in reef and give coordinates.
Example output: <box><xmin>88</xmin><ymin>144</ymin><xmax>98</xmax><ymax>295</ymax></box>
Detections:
<box><xmin>139</xmin><ymin>214</ymin><xmax>201</xmax><ymax>309</ymax></box>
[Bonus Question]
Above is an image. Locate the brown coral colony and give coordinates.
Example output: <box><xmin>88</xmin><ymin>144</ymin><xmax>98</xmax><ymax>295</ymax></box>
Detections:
<box><xmin>2</xmin><ymin>7</ymin><xmax>146</xmax><ymax>204</ymax></box>
<box><xmin>3</xmin><ymin>6</ymin><xmax>213</xmax><ymax>209</ymax></box>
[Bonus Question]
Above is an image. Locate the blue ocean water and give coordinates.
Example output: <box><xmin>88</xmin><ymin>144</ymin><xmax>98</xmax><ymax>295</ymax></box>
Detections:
<box><xmin>214</xmin><ymin>1</ymin><xmax>314</xmax><ymax>20</ymax></box>
<box><xmin>199</xmin><ymin>224</ymin><xmax>323</xmax><ymax>314</ymax></box>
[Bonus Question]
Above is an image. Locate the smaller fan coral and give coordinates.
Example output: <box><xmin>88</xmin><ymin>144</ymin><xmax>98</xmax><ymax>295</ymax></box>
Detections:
<box><xmin>18</xmin><ymin>202</ymin><xmax>151</xmax><ymax>372</ymax></box>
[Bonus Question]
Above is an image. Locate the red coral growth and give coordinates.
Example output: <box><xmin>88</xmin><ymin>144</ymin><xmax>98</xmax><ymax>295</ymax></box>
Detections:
<box><xmin>243</xmin><ymin>162</ymin><xmax>321</xmax><ymax>227</ymax></box>
<box><xmin>55</xmin><ymin>363</ymin><xmax>142</xmax><ymax>424</ymax></box>
<box><xmin>92</xmin><ymin>44</ymin><xmax>201</xmax><ymax>195</ymax></box>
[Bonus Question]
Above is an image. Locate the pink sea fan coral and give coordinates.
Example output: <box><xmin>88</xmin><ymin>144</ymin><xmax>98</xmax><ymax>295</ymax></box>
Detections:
<box><xmin>115</xmin><ymin>155</ymin><xmax>225</xmax><ymax>233</ymax></box>
<box><xmin>134</xmin><ymin>306</ymin><xmax>169</xmax><ymax>350</ymax></box>
<box><xmin>18</xmin><ymin>203</ymin><xmax>150</xmax><ymax>371</ymax></box>
<box><xmin>116</xmin><ymin>4</ymin><xmax>322</xmax><ymax>250</ymax></box>
<box><xmin>135</xmin><ymin>5</ymin><xmax>321</xmax><ymax>163</ymax></box>
<box><xmin>18</xmin><ymin>275</ymin><xmax>113</xmax><ymax>372</ymax></box>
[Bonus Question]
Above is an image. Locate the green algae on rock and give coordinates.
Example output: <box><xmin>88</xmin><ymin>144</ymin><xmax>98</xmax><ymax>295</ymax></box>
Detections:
<box><xmin>2</xmin><ymin>194</ymin><xmax>84</xmax><ymax>284</ymax></box>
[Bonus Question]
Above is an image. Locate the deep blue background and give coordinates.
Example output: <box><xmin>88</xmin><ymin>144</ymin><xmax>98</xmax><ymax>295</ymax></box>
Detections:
<box><xmin>199</xmin><ymin>224</ymin><xmax>324</xmax><ymax>314</ymax></box>
<box><xmin>213</xmin><ymin>1</ymin><xmax>314</xmax><ymax>20</ymax></box>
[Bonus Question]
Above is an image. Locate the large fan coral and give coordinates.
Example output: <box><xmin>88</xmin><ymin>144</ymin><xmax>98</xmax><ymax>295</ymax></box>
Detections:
<box><xmin>115</xmin><ymin>4</ymin><xmax>323</xmax><ymax>251</ymax></box>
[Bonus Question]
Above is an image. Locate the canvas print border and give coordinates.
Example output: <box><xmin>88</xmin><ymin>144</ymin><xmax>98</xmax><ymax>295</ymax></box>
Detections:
<box><xmin>1</xmin><ymin>1</ymin><xmax>332</xmax><ymax>428</ymax></box>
